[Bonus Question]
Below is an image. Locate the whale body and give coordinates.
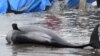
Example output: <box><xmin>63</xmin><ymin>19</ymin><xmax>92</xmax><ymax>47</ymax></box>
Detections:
<box><xmin>6</xmin><ymin>23</ymin><xmax>100</xmax><ymax>48</ymax></box>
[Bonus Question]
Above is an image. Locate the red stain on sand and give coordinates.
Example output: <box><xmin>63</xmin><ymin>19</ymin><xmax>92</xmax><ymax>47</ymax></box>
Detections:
<box><xmin>45</xmin><ymin>15</ymin><xmax>62</xmax><ymax>30</ymax></box>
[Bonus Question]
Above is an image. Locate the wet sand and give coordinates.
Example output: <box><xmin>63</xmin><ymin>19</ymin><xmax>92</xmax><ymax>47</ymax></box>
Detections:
<box><xmin>0</xmin><ymin>11</ymin><xmax>100</xmax><ymax>56</ymax></box>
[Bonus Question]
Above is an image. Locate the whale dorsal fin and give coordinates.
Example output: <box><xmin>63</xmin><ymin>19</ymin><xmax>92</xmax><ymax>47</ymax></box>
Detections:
<box><xmin>12</xmin><ymin>23</ymin><xmax>21</xmax><ymax>31</ymax></box>
<box><xmin>90</xmin><ymin>24</ymin><xmax>99</xmax><ymax>43</ymax></box>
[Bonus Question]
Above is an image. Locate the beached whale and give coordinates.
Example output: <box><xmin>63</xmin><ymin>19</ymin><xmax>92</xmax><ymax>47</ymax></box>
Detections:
<box><xmin>6</xmin><ymin>23</ymin><xmax>100</xmax><ymax>48</ymax></box>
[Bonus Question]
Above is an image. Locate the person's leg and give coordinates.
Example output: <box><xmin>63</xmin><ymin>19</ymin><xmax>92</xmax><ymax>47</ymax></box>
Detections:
<box><xmin>97</xmin><ymin>0</ymin><xmax>100</xmax><ymax>8</ymax></box>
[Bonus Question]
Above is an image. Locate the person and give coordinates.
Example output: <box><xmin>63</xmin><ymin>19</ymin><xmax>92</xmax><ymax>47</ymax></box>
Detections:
<box><xmin>97</xmin><ymin>0</ymin><xmax>100</xmax><ymax>8</ymax></box>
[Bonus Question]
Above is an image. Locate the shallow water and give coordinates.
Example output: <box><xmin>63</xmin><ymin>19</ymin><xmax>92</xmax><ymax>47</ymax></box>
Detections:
<box><xmin>0</xmin><ymin>11</ymin><xmax>100</xmax><ymax>56</ymax></box>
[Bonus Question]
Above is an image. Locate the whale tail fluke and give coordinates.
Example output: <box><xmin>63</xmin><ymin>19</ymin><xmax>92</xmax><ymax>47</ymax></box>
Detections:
<box><xmin>90</xmin><ymin>24</ymin><xmax>99</xmax><ymax>44</ymax></box>
<box><xmin>89</xmin><ymin>24</ymin><xmax>100</xmax><ymax>48</ymax></box>
<box><xmin>67</xmin><ymin>24</ymin><xmax>100</xmax><ymax>48</ymax></box>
